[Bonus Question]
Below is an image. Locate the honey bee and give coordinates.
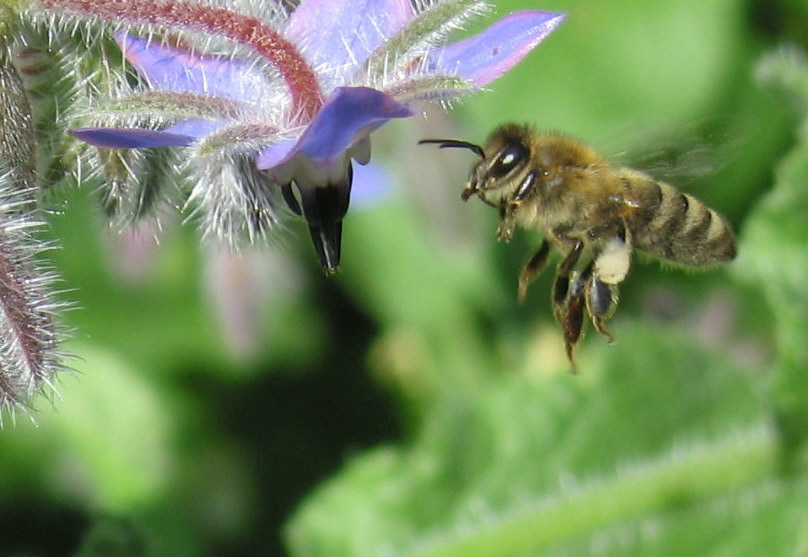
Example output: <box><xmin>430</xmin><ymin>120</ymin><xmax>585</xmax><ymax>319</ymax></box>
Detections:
<box><xmin>420</xmin><ymin>123</ymin><xmax>736</xmax><ymax>371</ymax></box>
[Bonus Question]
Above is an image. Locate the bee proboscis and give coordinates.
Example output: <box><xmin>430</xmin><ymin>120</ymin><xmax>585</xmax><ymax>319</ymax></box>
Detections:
<box><xmin>420</xmin><ymin>123</ymin><xmax>736</xmax><ymax>371</ymax></box>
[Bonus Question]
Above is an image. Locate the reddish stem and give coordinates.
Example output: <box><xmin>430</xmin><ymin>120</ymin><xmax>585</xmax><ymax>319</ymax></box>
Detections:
<box><xmin>0</xmin><ymin>243</ymin><xmax>48</xmax><ymax>386</ymax></box>
<box><xmin>39</xmin><ymin>0</ymin><xmax>324</xmax><ymax>121</ymax></box>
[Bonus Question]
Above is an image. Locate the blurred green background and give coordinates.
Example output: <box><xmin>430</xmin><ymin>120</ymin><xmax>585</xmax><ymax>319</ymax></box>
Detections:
<box><xmin>3</xmin><ymin>0</ymin><xmax>808</xmax><ymax>555</ymax></box>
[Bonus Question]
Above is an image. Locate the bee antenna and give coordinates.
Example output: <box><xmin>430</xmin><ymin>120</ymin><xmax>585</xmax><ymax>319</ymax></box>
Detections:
<box><xmin>418</xmin><ymin>138</ymin><xmax>484</xmax><ymax>158</ymax></box>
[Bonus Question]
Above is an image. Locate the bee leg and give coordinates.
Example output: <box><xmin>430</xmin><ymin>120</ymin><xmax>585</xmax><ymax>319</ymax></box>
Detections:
<box><xmin>583</xmin><ymin>264</ymin><xmax>619</xmax><ymax>344</ymax></box>
<box><xmin>496</xmin><ymin>207</ymin><xmax>517</xmax><ymax>242</ymax></box>
<box><xmin>517</xmin><ymin>240</ymin><xmax>550</xmax><ymax>302</ymax></box>
<box><xmin>581</xmin><ymin>228</ymin><xmax>628</xmax><ymax>342</ymax></box>
<box><xmin>550</xmin><ymin>240</ymin><xmax>585</xmax><ymax>372</ymax></box>
<box><xmin>561</xmin><ymin>272</ymin><xmax>586</xmax><ymax>373</ymax></box>
<box><xmin>496</xmin><ymin>170</ymin><xmax>538</xmax><ymax>241</ymax></box>
<box><xmin>551</xmin><ymin>240</ymin><xmax>584</xmax><ymax>321</ymax></box>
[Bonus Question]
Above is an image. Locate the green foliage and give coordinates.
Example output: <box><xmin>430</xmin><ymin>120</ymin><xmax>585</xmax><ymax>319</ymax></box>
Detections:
<box><xmin>286</xmin><ymin>329</ymin><xmax>776</xmax><ymax>555</ymax></box>
<box><xmin>2</xmin><ymin>0</ymin><xmax>808</xmax><ymax>556</ymax></box>
<box><xmin>741</xmin><ymin>47</ymin><xmax>808</xmax><ymax>462</ymax></box>
<box><xmin>284</xmin><ymin>1</ymin><xmax>808</xmax><ymax>555</ymax></box>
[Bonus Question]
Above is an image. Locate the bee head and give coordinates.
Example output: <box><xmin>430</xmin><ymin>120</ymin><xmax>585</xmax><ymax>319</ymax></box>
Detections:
<box><xmin>419</xmin><ymin>124</ymin><xmax>534</xmax><ymax>208</ymax></box>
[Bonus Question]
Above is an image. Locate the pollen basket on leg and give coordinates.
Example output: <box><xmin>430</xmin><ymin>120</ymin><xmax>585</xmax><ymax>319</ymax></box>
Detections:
<box><xmin>594</xmin><ymin>235</ymin><xmax>631</xmax><ymax>285</ymax></box>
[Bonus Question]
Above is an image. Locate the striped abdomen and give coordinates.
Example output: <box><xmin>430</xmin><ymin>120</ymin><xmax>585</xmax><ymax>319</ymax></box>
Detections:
<box><xmin>622</xmin><ymin>171</ymin><xmax>736</xmax><ymax>266</ymax></box>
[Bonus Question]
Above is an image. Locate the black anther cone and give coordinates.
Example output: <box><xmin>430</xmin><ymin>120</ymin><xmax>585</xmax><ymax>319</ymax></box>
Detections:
<box><xmin>285</xmin><ymin>165</ymin><xmax>353</xmax><ymax>273</ymax></box>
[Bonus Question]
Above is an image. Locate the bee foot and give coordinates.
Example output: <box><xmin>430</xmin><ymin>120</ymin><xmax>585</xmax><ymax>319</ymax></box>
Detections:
<box><xmin>592</xmin><ymin>320</ymin><xmax>615</xmax><ymax>344</ymax></box>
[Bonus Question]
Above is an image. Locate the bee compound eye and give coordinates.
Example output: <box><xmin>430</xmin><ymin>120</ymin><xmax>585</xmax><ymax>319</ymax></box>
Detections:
<box><xmin>490</xmin><ymin>143</ymin><xmax>528</xmax><ymax>178</ymax></box>
<box><xmin>512</xmin><ymin>171</ymin><xmax>537</xmax><ymax>201</ymax></box>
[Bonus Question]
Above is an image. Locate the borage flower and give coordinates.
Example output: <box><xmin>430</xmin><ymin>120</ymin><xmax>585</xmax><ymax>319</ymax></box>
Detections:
<box><xmin>46</xmin><ymin>0</ymin><xmax>565</xmax><ymax>271</ymax></box>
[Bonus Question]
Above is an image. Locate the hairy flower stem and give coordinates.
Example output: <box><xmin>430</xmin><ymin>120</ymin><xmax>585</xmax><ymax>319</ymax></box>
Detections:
<box><xmin>0</xmin><ymin>7</ymin><xmax>36</xmax><ymax>193</ymax></box>
<box><xmin>0</xmin><ymin>60</ymin><xmax>37</xmax><ymax>192</ymax></box>
<box><xmin>35</xmin><ymin>0</ymin><xmax>324</xmax><ymax>120</ymax></box>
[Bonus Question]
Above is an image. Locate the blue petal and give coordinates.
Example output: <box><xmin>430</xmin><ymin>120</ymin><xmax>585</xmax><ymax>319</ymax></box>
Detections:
<box><xmin>164</xmin><ymin>119</ymin><xmax>225</xmax><ymax>138</ymax></box>
<box><xmin>117</xmin><ymin>34</ymin><xmax>268</xmax><ymax>104</ymax></box>
<box><xmin>428</xmin><ymin>11</ymin><xmax>566</xmax><ymax>86</ymax></box>
<box><xmin>256</xmin><ymin>87</ymin><xmax>413</xmax><ymax>168</ymax></box>
<box><xmin>254</xmin><ymin>139</ymin><xmax>296</xmax><ymax>170</ymax></box>
<box><xmin>70</xmin><ymin>127</ymin><xmax>196</xmax><ymax>148</ymax></box>
<box><xmin>287</xmin><ymin>0</ymin><xmax>413</xmax><ymax>72</ymax></box>
<box><xmin>298</xmin><ymin>87</ymin><xmax>413</xmax><ymax>159</ymax></box>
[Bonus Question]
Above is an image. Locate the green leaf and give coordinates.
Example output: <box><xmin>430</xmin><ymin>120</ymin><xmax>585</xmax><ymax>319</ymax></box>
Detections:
<box><xmin>285</xmin><ymin>322</ymin><xmax>778</xmax><ymax>556</ymax></box>
<box><xmin>458</xmin><ymin>0</ymin><xmax>750</xmax><ymax>147</ymax></box>
<box><xmin>738</xmin><ymin>47</ymin><xmax>808</xmax><ymax>460</ymax></box>
<box><xmin>4</xmin><ymin>344</ymin><xmax>177</xmax><ymax>512</ymax></box>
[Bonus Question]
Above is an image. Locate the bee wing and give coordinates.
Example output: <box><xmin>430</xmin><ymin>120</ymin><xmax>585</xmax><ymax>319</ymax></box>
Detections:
<box><xmin>608</xmin><ymin>118</ymin><xmax>737</xmax><ymax>191</ymax></box>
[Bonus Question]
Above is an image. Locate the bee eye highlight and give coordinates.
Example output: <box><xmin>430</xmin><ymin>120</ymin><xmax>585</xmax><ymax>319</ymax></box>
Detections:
<box><xmin>490</xmin><ymin>143</ymin><xmax>528</xmax><ymax>177</ymax></box>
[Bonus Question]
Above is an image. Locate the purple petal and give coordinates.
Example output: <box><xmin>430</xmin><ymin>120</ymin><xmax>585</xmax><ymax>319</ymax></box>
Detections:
<box><xmin>257</xmin><ymin>87</ymin><xmax>413</xmax><ymax>168</ymax></box>
<box><xmin>70</xmin><ymin>127</ymin><xmax>196</xmax><ymax>149</ymax></box>
<box><xmin>297</xmin><ymin>87</ymin><xmax>414</xmax><ymax>159</ymax></box>
<box><xmin>117</xmin><ymin>34</ymin><xmax>267</xmax><ymax>104</ymax></box>
<box><xmin>164</xmin><ymin>119</ymin><xmax>225</xmax><ymax>138</ymax></box>
<box><xmin>254</xmin><ymin>139</ymin><xmax>296</xmax><ymax>170</ymax></box>
<box><xmin>428</xmin><ymin>11</ymin><xmax>566</xmax><ymax>87</ymax></box>
<box><xmin>287</xmin><ymin>0</ymin><xmax>413</xmax><ymax>71</ymax></box>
